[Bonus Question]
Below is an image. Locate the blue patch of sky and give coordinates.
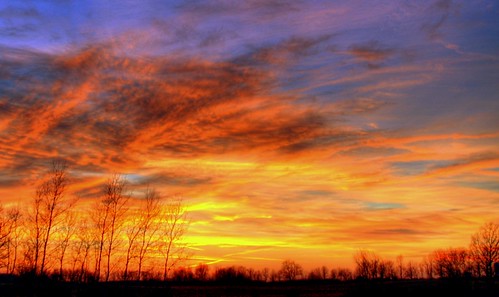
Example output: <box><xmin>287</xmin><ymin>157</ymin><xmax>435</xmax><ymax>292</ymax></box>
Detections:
<box><xmin>456</xmin><ymin>1</ymin><xmax>499</xmax><ymax>55</ymax></box>
<box><xmin>0</xmin><ymin>1</ymin><xmax>78</xmax><ymax>50</ymax></box>
<box><xmin>364</xmin><ymin>202</ymin><xmax>405</xmax><ymax>211</ymax></box>
<box><xmin>459</xmin><ymin>181</ymin><xmax>499</xmax><ymax>193</ymax></box>
<box><xmin>300</xmin><ymin>190</ymin><xmax>335</xmax><ymax>197</ymax></box>
<box><xmin>390</xmin><ymin>160</ymin><xmax>452</xmax><ymax>176</ymax></box>
<box><xmin>125</xmin><ymin>173</ymin><xmax>144</xmax><ymax>184</ymax></box>
<box><xmin>339</xmin><ymin>147</ymin><xmax>408</xmax><ymax>158</ymax></box>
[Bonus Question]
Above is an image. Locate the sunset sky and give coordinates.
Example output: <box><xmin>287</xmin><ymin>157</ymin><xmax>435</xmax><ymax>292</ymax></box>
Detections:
<box><xmin>1</xmin><ymin>0</ymin><xmax>498</xmax><ymax>270</ymax></box>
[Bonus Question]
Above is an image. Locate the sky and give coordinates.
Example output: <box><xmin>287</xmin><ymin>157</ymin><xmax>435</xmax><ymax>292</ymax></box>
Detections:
<box><xmin>0</xmin><ymin>0</ymin><xmax>498</xmax><ymax>270</ymax></box>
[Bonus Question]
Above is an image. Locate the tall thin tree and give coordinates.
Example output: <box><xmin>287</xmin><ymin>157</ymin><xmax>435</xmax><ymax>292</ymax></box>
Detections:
<box><xmin>123</xmin><ymin>210</ymin><xmax>141</xmax><ymax>280</ymax></box>
<box><xmin>29</xmin><ymin>161</ymin><xmax>74</xmax><ymax>276</ymax></box>
<box><xmin>71</xmin><ymin>220</ymin><xmax>93</xmax><ymax>283</ymax></box>
<box><xmin>160</xmin><ymin>196</ymin><xmax>188</xmax><ymax>280</ymax></box>
<box><xmin>136</xmin><ymin>187</ymin><xmax>161</xmax><ymax>280</ymax></box>
<box><xmin>94</xmin><ymin>174</ymin><xmax>129</xmax><ymax>281</ymax></box>
<box><xmin>5</xmin><ymin>207</ymin><xmax>22</xmax><ymax>274</ymax></box>
<box><xmin>55</xmin><ymin>210</ymin><xmax>77</xmax><ymax>279</ymax></box>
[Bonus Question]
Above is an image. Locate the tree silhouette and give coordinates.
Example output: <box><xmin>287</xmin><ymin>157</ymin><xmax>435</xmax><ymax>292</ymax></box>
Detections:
<box><xmin>0</xmin><ymin>206</ymin><xmax>14</xmax><ymax>266</ymax></box>
<box><xmin>70</xmin><ymin>220</ymin><xmax>93</xmax><ymax>282</ymax></box>
<box><xmin>194</xmin><ymin>263</ymin><xmax>209</xmax><ymax>281</ymax></box>
<box><xmin>160</xmin><ymin>195</ymin><xmax>188</xmax><ymax>280</ymax></box>
<box><xmin>55</xmin><ymin>210</ymin><xmax>77</xmax><ymax>279</ymax></box>
<box><xmin>469</xmin><ymin>221</ymin><xmax>499</xmax><ymax>278</ymax></box>
<box><xmin>123</xmin><ymin>209</ymin><xmax>141</xmax><ymax>280</ymax></box>
<box><xmin>0</xmin><ymin>164</ymin><xmax>199</xmax><ymax>282</ymax></box>
<box><xmin>379</xmin><ymin>259</ymin><xmax>396</xmax><ymax>279</ymax></box>
<box><xmin>136</xmin><ymin>187</ymin><xmax>162</xmax><ymax>280</ymax></box>
<box><xmin>422</xmin><ymin>255</ymin><xmax>433</xmax><ymax>279</ymax></box>
<box><xmin>396</xmin><ymin>254</ymin><xmax>404</xmax><ymax>279</ymax></box>
<box><xmin>279</xmin><ymin>259</ymin><xmax>303</xmax><ymax>281</ymax></box>
<box><xmin>354</xmin><ymin>249</ymin><xmax>381</xmax><ymax>280</ymax></box>
<box><xmin>431</xmin><ymin>247</ymin><xmax>470</xmax><ymax>278</ymax></box>
<box><xmin>93</xmin><ymin>174</ymin><xmax>129</xmax><ymax>281</ymax></box>
<box><xmin>4</xmin><ymin>207</ymin><xmax>22</xmax><ymax>274</ymax></box>
<box><xmin>308</xmin><ymin>266</ymin><xmax>328</xmax><ymax>280</ymax></box>
<box><xmin>26</xmin><ymin>161</ymin><xmax>75</xmax><ymax>276</ymax></box>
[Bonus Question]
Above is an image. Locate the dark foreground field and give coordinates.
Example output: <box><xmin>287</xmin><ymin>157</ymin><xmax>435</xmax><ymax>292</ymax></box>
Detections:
<box><xmin>0</xmin><ymin>277</ymin><xmax>498</xmax><ymax>297</ymax></box>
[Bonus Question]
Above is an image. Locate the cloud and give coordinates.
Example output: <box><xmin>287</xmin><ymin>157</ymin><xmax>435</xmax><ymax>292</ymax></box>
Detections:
<box><xmin>348</xmin><ymin>40</ymin><xmax>395</xmax><ymax>63</ymax></box>
<box><xmin>0</xmin><ymin>42</ymin><xmax>387</xmax><ymax>189</ymax></box>
<box><xmin>424</xmin><ymin>152</ymin><xmax>499</xmax><ymax>177</ymax></box>
<box><xmin>236</xmin><ymin>35</ymin><xmax>333</xmax><ymax>67</ymax></box>
<box><xmin>0</xmin><ymin>6</ymin><xmax>40</xmax><ymax>18</ymax></box>
<box><xmin>331</xmin><ymin>97</ymin><xmax>389</xmax><ymax>115</ymax></box>
<box><xmin>370</xmin><ymin>228</ymin><xmax>423</xmax><ymax>235</ymax></box>
<box><xmin>421</xmin><ymin>0</ymin><xmax>460</xmax><ymax>41</ymax></box>
<box><xmin>0</xmin><ymin>5</ymin><xmax>42</xmax><ymax>38</ymax></box>
<box><xmin>459</xmin><ymin>181</ymin><xmax>499</xmax><ymax>193</ymax></box>
<box><xmin>338</xmin><ymin>147</ymin><xmax>408</xmax><ymax>158</ymax></box>
<box><xmin>176</xmin><ymin>0</ymin><xmax>301</xmax><ymax>19</ymax></box>
<box><xmin>136</xmin><ymin>172</ymin><xmax>213</xmax><ymax>187</ymax></box>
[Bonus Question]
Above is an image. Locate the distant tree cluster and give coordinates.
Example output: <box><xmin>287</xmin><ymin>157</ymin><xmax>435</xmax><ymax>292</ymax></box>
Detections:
<box><xmin>167</xmin><ymin>221</ymin><xmax>499</xmax><ymax>283</ymax></box>
<box><xmin>350</xmin><ymin>221</ymin><xmax>499</xmax><ymax>281</ymax></box>
<box><xmin>0</xmin><ymin>162</ymin><xmax>189</xmax><ymax>282</ymax></box>
<box><xmin>166</xmin><ymin>260</ymin><xmax>353</xmax><ymax>283</ymax></box>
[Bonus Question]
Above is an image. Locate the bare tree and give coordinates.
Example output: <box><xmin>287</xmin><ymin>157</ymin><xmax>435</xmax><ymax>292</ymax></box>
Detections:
<box><xmin>121</xmin><ymin>187</ymin><xmax>163</xmax><ymax>280</ymax></box>
<box><xmin>55</xmin><ymin>210</ymin><xmax>77</xmax><ymax>279</ymax></box>
<box><xmin>26</xmin><ymin>161</ymin><xmax>74</xmax><ymax>276</ymax></box>
<box><xmin>396</xmin><ymin>254</ymin><xmax>404</xmax><ymax>279</ymax></box>
<box><xmin>136</xmin><ymin>188</ymin><xmax>162</xmax><ymax>280</ymax></box>
<box><xmin>336</xmin><ymin>268</ymin><xmax>353</xmax><ymax>281</ymax></box>
<box><xmin>5</xmin><ymin>207</ymin><xmax>22</xmax><ymax>274</ymax></box>
<box><xmin>379</xmin><ymin>260</ymin><xmax>396</xmax><ymax>279</ymax></box>
<box><xmin>279</xmin><ymin>259</ymin><xmax>303</xmax><ymax>281</ymax></box>
<box><xmin>270</xmin><ymin>269</ymin><xmax>280</xmax><ymax>282</ymax></box>
<box><xmin>432</xmin><ymin>247</ymin><xmax>470</xmax><ymax>278</ymax></box>
<box><xmin>469</xmin><ymin>222</ymin><xmax>499</xmax><ymax>278</ymax></box>
<box><xmin>160</xmin><ymin>195</ymin><xmax>189</xmax><ymax>280</ymax></box>
<box><xmin>261</xmin><ymin>267</ymin><xmax>270</xmax><ymax>282</ymax></box>
<box><xmin>70</xmin><ymin>220</ymin><xmax>93</xmax><ymax>283</ymax></box>
<box><xmin>421</xmin><ymin>254</ymin><xmax>435</xmax><ymax>279</ymax></box>
<box><xmin>123</xmin><ymin>211</ymin><xmax>141</xmax><ymax>280</ymax></box>
<box><xmin>93</xmin><ymin>174</ymin><xmax>129</xmax><ymax>281</ymax></box>
<box><xmin>0</xmin><ymin>207</ymin><xmax>8</xmax><ymax>252</ymax></box>
<box><xmin>320</xmin><ymin>265</ymin><xmax>329</xmax><ymax>280</ymax></box>
<box><xmin>404</xmin><ymin>261</ymin><xmax>418</xmax><ymax>279</ymax></box>
<box><xmin>0</xmin><ymin>206</ymin><xmax>13</xmax><ymax>269</ymax></box>
<box><xmin>172</xmin><ymin>266</ymin><xmax>194</xmax><ymax>282</ymax></box>
<box><xmin>194</xmin><ymin>263</ymin><xmax>209</xmax><ymax>281</ymax></box>
<box><xmin>354</xmin><ymin>249</ymin><xmax>381</xmax><ymax>279</ymax></box>
<box><xmin>25</xmin><ymin>190</ymin><xmax>44</xmax><ymax>274</ymax></box>
<box><xmin>308</xmin><ymin>266</ymin><xmax>328</xmax><ymax>280</ymax></box>
<box><xmin>93</xmin><ymin>198</ymin><xmax>108</xmax><ymax>280</ymax></box>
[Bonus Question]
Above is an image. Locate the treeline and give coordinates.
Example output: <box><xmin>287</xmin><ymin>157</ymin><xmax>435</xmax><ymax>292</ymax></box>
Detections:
<box><xmin>147</xmin><ymin>222</ymin><xmax>499</xmax><ymax>283</ymax></box>
<box><xmin>0</xmin><ymin>162</ymin><xmax>189</xmax><ymax>282</ymax></box>
<box><xmin>144</xmin><ymin>221</ymin><xmax>499</xmax><ymax>283</ymax></box>
<box><xmin>166</xmin><ymin>260</ymin><xmax>354</xmax><ymax>283</ymax></box>
<box><xmin>164</xmin><ymin>221</ymin><xmax>499</xmax><ymax>283</ymax></box>
<box><xmin>352</xmin><ymin>224</ymin><xmax>499</xmax><ymax>281</ymax></box>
